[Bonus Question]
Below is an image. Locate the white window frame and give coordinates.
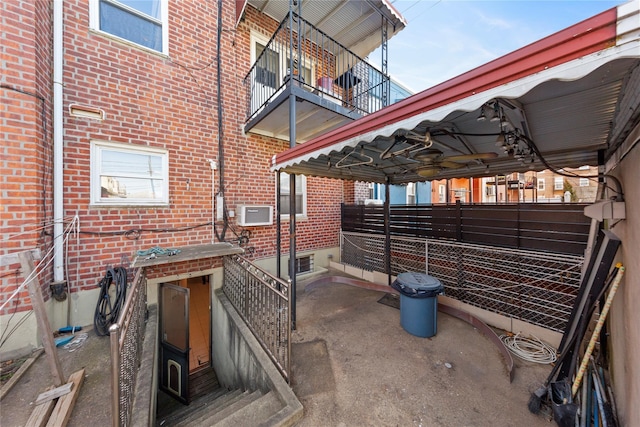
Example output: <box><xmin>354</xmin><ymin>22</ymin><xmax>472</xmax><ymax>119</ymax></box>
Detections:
<box><xmin>438</xmin><ymin>184</ymin><xmax>446</xmax><ymax>203</ymax></box>
<box><xmin>537</xmin><ymin>179</ymin><xmax>545</xmax><ymax>191</ymax></box>
<box><xmin>278</xmin><ymin>172</ymin><xmax>307</xmax><ymax>219</ymax></box>
<box><xmin>90</xmin><ymin>140</ymin><xmax>169</xmax><ymax>207</ymax></box>
<box><xmin>406</xmin><ymin>182</ymin><xmax>416</xmax><ymax>205</ymax></box>
<box><xmin>579</xmin><ymin>178</ymin><xmax>590</xmax><ymax>187</ymax></box>
<box><xmin>554</xmin><ymin>177</ymin><xmax>564</xmax><ymax>191</ymax></box>
<box><xmin>250</xmin><ymin>31</ymin><xmax>314</xmax><ymax>88</ymax></box>
<box><xmin>89</xmin><ymin>0</ymin><xmax>169</xmax><ymax>54</ymax></box>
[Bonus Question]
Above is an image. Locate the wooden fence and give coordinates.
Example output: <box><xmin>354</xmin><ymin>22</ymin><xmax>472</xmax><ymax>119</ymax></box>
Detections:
<box><xmin>342</xmin><ymin>202</ymin><xmax>591</xmax><ymax>255</ymax></box>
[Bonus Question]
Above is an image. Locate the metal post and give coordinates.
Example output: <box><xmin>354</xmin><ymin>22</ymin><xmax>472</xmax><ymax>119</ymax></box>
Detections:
<box><xmin>276</xmin><ymin>171</ymin><xmax>281</xmax><ymax>279</ymax></box>
<box><xmin>384</xmin><ymin>178</ymin><xmax>391</xmax><ymax>286</ymax></box>
<box><xmin>381</xmin><ymin>16</ymin><xmax>389</xmax><ymax>107</ymax></box>
<box><xmin>110</xmin><ymin>324</ymin><xmax>121</xmax><ymax>427</ymax></box>
<box><xmin>288</xmin><ymin>0</ymin><xmax>297</xmax><ymax>330</ymax></box>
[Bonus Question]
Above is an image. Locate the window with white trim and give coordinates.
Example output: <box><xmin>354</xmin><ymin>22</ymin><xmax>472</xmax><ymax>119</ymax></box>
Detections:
<box><xmin>91</xmin><ymin>141</ymin><xmax>169</xmax><ymax>206</ymax></box>
<box><xmin>438</xmin><ymin>184</ymin><xmax>446</xmax><ymax>203</ymax></box>
<box><xmin>554</xmin><ymin>177</ymin><xmax>564</xmax><ymax>191</ymax></box>
<box><xmin>537</xmin><ymin>179</ymin><xmax>545</xmax><ymax>191</ymax></box>
<box><xmin>89</xmin><ymin>0</ymin><xmax>168</xmax><ymax>54</ymax></box>
<box><xmin>250</xmin><ymin>32</ymin><xmax>314</xmax><ymax>90</ymax></box>
<box><xmin>579</xmin><ymin>178</ymin><xmax>589</xmax><ymax>187</ymax></box>
<box><xmin>279</xmin><ymin>172</ymin><xmax>306</xmax><ymax>218</ymax></box>
<box><xmin>406</xmin><ymin>183</ymin><xmax>416</xmax><ymax>205</ymax></box>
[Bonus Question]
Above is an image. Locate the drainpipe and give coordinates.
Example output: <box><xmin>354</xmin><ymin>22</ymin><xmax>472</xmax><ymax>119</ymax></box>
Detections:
<box><xmin>53</xmin><ymin>0</ymin><xmax>65</xmax><ymax>284</ymax></box>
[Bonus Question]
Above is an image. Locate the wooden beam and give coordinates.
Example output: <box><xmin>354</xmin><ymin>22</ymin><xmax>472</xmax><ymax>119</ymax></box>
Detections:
<box><xmin>25</xmin><ymin>386</ymin><xmax>56</xmax><ymax>427</ymax></box>
<box><xmin>17</xmin><ymin>251</ymin><xmax>65</xmax><ymax>386</ymax></box>
<box><xmin>46</xmin><ymin>368</ymin><xmax>85</xmax><ymax>427</ymax></box>
<box><xmin>0</xmin><ymin>348</ymin><xmax>43</xmax><ymax>401</ymax></box>
<box><xmin>0</xmin><ymin>248</ymin><xmax>42</xmax><ymax>267</ymax></box>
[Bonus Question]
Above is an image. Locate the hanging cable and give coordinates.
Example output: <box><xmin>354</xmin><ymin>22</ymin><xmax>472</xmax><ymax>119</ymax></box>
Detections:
<box><xmin>93</xmin><ymin>266</ymin><xmax>128</xmax><ymax>336</ymax></box>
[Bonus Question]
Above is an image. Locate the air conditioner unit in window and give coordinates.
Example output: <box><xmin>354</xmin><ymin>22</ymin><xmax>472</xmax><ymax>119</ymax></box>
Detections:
<box><xmin>237</xmin><ymin>205</ymin><xmax>273</xmax><ymax>226</ymax></box>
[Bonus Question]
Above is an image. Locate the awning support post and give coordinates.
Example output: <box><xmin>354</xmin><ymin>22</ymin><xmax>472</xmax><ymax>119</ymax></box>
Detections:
<box><xmin>384</xmin><ymin>177</ymin><xmax>391</xmax><ymax>287</ymax></box>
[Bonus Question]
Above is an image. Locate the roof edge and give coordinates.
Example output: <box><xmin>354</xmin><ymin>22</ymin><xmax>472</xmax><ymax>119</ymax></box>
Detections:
<box><xmin>274</xmin><ymin>5</ymin><xmax>624</xmax><ymax>167</ymax></box>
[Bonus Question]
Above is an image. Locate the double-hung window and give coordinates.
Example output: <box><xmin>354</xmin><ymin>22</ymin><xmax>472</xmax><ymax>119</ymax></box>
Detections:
<box><xmin>406</xmin><ymin>183</ymin><xmax>416</xmax><ymax>205</ymax></box>
<box><xmin>90</xmin><ymin>0</ymin><xmax>168</xmax><ymax>54</ymax></box>
<box><xmin>554</xmin><ymin>177</ymin><xmax>564</xmax><ymax>191</ymax></box>
<box><xmin>279</xmin><ymin>172</ymin><xmax>306</xmax><ymax>218</ymax></box>
<box><xmin>91</xmin><ymin>141</ymin><xmax>169</xmax><ymax>206</ymax></box>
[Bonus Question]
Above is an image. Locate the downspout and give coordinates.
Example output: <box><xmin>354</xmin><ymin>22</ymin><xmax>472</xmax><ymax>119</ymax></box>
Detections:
<box><xmin>53</xmin><ymin>0</ymin><xmax>65</xmax><ymax>283</ymax></box>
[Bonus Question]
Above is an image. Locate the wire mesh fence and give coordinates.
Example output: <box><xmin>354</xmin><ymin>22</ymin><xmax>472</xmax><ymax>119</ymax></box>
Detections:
<box><xmin>110</xmin><ymin>268</ymin><xmax>147</xmax><ymax>427</ymax></box>
<box><xmin>341</xmin><ymin>231</ymin><xmax>583</xmax><ymax>332</ymax></box>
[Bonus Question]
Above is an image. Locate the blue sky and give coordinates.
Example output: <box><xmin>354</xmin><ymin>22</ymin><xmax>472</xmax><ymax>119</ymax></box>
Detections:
<box><xmin>371</xmin><ymin>0</ymin><xmax>624</xmax><ymax>93</ymax></box>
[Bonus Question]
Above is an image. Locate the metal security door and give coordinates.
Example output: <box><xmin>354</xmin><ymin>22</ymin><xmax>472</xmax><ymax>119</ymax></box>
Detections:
<box><xmin>159</xmin><ymin>283</ymin><xmax>190</xmax><ymax>404</ymax></box>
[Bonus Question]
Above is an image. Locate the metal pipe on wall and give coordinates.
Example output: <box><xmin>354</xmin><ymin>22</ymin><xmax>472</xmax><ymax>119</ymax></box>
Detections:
<box><xmin>53</xmin><ymin>0</ymin><xmax>65</xmax><ymax>283</ymax></box>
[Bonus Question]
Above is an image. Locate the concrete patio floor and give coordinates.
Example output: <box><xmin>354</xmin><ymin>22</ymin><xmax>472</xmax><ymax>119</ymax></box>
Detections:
<box><xmin>1</xmin><ymin>273</ymin><xmax>555</xmax><ymax>426</ymax></box>
<box><xmin>290</xmin><ymin>275</ymin><xmax>554</xmax><ymax>426</ymax></box>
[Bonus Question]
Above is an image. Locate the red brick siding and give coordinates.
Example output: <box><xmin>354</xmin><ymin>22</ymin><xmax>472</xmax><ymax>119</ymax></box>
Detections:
<box><xmin>2</xmin><ymin>1</ymin><xmax>344</xmax><ymax>314</ymax></box>
<box><xmin>1</xmin><ymin>0</ymin><xmax>53</xmax><ymax>314</ymax></box>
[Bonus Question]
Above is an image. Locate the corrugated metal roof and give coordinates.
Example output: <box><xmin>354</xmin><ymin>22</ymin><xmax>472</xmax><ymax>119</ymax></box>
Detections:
<box><xmin>271</xmin><ymin>3</ymin><xmax>640</xmax><ymax>184</ymax></box>
<box><xmin>246</xmin><ymin>0</ymin><xmax>406</xmax><ymax>58</ymax></box>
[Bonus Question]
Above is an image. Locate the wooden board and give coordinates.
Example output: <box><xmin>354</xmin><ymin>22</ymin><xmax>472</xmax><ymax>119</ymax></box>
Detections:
<box><xmin>25</xmin><ymin>386</ymin><xmax>55</xmax><ymax>427</ymax></box>
<box><xmin>0</xmin><ymin>348</ymin><xmax>43</xmax><ymax>401</ymax></box>
<box><xmin>45</xmin><ymin>368</ymin><xmax>85</xmax><ymax>427</ymax></box>
<box><xmin>35</xmin><ymin>382</ymin><xmax>72</xmax><ymax>405</ymax></box>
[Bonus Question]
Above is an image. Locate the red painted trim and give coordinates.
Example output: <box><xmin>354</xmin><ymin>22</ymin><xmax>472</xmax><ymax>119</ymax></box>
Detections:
<box><xmin>275</xmin><ymin>7</ymin><xmax>617</xmax><ymax>165</ymax></box>
<box><xmin>235</xmin><ymin>0</ymin><xmax>248</xmax><ymax>27</ymax></box>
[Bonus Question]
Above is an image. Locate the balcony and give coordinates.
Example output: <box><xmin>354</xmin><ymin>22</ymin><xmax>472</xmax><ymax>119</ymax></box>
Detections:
<box><xmin>243</xmin><ymin>12</ymin><xmax>392</xmax><ymax>143</ymax></box>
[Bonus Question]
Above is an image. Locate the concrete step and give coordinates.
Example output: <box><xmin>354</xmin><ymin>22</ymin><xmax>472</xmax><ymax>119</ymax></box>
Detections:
<box><xmin>156</xmin><ymin>386</ymin><xmax>230</xmax><ymax>425</ymax></box>
<box><xmin>198</xmin><ymin>390</ymin><xmax>265</xmax><ymax>426</ymax></box>
<box><xmin>173</xmin><ymin>389</ymin><xmax>247</xmax><ymax>427</ymax></box>
<box><xmin>156</xmin><ymin>388</ymin><xmax>242</xmax><ymax>426</ymax></box>
<box><xmin>215</xmin><ymin>390</ymin><xmax>283</xmax><ymax>427</ymax></box>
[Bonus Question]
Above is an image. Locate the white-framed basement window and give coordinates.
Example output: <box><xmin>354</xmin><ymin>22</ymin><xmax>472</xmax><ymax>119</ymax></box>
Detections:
<box><xmin>89</xmin><ymin>0</ymin><xmax>169</xmax><ymax>54</ymax></box>
<box><xmin>91</xmin><ymin>140</ymin><xmax>169</xmax><ymax>206</ymax></box>
<box><xmin>279</xmin><ymin>172</ymin><xmax>307</xmax><ymax>219</ymax></box>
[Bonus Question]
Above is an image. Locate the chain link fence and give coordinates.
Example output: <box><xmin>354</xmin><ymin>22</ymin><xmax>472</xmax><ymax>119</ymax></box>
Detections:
<box><xmin>341</xmin><ymin>231</ymin><xmax>583</xmax><ymax>332</ymax></box>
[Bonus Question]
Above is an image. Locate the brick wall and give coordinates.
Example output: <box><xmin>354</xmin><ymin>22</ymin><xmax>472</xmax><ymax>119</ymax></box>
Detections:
<box><xmin>1</xmin><ymin>0</ymin><xmax>53</xmax><ymax>315</ymax></box>
<box><xmin>1</xmin><ymin>1</ymin><xmax>345</xmax><ymax>315</ymax></box>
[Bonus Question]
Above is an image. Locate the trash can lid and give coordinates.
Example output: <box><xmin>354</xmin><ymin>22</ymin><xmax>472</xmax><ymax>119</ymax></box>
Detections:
<box><xmin>396</xmin><ymin>272</ymin><xmax>442</xmax><ymax>291</ymax></box>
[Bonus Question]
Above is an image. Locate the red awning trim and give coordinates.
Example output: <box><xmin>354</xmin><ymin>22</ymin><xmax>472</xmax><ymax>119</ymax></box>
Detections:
<box><xmin>272</xmin><ymin>6</ymin><xmax>628</xmax><ymax>170</ymax></box>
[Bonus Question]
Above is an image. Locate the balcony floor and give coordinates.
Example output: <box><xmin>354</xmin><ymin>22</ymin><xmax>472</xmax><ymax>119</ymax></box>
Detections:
<box><xmin>291</xmin><ymin>271</ymin><xmax>554</xmax><ymax>426</ymax></box>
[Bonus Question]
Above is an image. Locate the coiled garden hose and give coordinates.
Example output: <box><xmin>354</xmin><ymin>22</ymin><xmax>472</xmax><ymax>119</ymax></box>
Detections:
<box><xmin>93</xmin><ymin>267</ymin><xmax>128</xmax><ymax>336</ymax></box>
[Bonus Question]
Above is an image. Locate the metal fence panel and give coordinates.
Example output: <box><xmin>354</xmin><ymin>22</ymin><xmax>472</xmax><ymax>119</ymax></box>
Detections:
<box><xmin>223</xmin><ymin>255</ymin><xmax>291</xmax><ymax>382</ymax></box>
<box><xmin>110</xmin><ymin>268</ymin><xmax>147</xmax><ymax>427</ymax></box>
<box><xmin>341</xmin><ymin>232</ymin><xmax>583</xmax><ymax>332</ymax></box>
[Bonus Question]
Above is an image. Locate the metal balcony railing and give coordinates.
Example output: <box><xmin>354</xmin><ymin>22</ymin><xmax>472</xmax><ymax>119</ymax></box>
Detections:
<box><xmin>244</xmin><ymin>12</ymin><xmax>390</xmax><ymax>121</ymax></box>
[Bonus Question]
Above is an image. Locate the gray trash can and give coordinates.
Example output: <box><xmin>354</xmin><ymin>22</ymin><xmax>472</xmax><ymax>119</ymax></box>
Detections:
<box><xmin>391</xmin><ymin>272</ymin><xmax>444</xmax><ymax>338</ymax></box>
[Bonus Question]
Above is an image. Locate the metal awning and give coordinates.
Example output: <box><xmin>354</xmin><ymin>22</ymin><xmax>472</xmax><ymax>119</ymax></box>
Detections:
<box><xmin>244</xmin><ymin>0</ymin><xmax>406</xmax><ymax>58</ymax></box>
<box><xmin>271</xmin><ymin>3</ymin><xmax>640</xmax><ymax>184</ymax></box>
